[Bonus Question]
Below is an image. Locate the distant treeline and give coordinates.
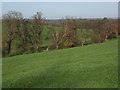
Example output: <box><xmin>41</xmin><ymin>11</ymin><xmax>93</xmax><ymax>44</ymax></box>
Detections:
<box><xmin>2</xmin><ymin>11</ymin><xmax>119</xmax><ymax>57</ymax></box>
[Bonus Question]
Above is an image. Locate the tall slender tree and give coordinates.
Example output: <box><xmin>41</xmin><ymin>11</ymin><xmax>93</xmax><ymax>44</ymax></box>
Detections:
<box><xmin>32</xmin><ymin>12</ymin><xmax>43</xmax><ymax>52</ymax></box>
<box><xmin>3</xmin><ymin>11</ymin><xmax>23</xmax><ymax>54</ymax></box>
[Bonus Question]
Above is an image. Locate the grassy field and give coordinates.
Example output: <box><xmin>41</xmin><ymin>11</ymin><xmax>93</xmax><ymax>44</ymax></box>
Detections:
<box><xmin>2</xmin><ymin>38</ymin><xmax>118</xmax><ymax>88</ymax></box>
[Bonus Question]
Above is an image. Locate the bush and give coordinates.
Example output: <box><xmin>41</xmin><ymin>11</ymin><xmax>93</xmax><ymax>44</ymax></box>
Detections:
<box><xmin>64</xmin><ymin>41</ymin><xmax>74</xmax><ymax>48</ymax></box>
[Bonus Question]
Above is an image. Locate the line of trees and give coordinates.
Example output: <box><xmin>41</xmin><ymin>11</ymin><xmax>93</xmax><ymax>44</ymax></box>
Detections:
<box><xmin>3</xmin><ymin>11</ymin><xmax>44</xmax><ymax>56</ymax></box>
<box><xmin>2</xmin><ymin>11</ymin><xmax>118</xmax><ymax>57</ymax></box>
<box><xmin>50</xmin><ymin>17</ymin><xmax>118</xmax><ymax>49</ymax></box>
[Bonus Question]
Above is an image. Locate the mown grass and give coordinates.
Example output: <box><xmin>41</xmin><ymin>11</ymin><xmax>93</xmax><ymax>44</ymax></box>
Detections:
<box><xmin>2</xmin><ymin>38</ymin><xmax>118</xmax><ymax>88</ymax></box>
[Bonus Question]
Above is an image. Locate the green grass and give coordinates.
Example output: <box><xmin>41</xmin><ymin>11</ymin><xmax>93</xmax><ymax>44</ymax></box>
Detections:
<box><xmin>2</xmin><ymin>38</ymin><xmax>118</xmax><ymax>88</ymax></box>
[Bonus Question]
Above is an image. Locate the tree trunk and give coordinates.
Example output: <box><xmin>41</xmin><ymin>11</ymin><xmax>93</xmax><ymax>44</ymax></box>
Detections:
<box><xmin>105</xmin><ymin>35</ymin><xmax>108</xmax><ymax>40</ymax></box>
<box><xmin>98</xmin><ymin>34</ymin><xmax>101</xmax><ymax>43</ymax></box>
<box><xmin>98</xmin><ymin>40</ymin><xmax>101</xmax><ymax>43</ymax></box>
<box><xmin>22</xmin><ymin>42</ymin><xmax>29</xmax><ymax>54</ymax></box>
<box><xmin>34</xmin><ymin>43</ymin><xmax>39</xmax><ymax>52</ymax></box>
<box><xmin>82</xmin><ymin>40</ymin><xmax>84</xmax><ymax>46</ymax></box>
<box><xmin>56</xmin><ymin>43</ymin><xmax>59</xmax><ymax>49</ymax></box>
<box><xmin>8</xmin><ymin>39</ymin><xmax>12</xmax><ymax>54</ymax></box>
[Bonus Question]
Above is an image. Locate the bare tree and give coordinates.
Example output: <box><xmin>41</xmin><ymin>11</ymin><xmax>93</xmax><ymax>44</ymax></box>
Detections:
<box><xmin>3</xmin><ymin>11</ymin><xmax>23</xmax><ymax>54</ymax></box>
<box><xmin>102</xmin><ymin>17</ymin><xmax>112</xmax><ymax>40</ymax></box>
<box><xmin>32</xmin><ymin>12</ymin><xmax>43</xmax><ymax>52</ymax></box>
<box><xmin>50</xmin><ymin>17</ymin><xmax>78</xmax><ymax>49</ymax></box>
<box><xmin>17</xmin><ymin>19</ymin><xmax>31</xmax><ymax>54</ymax></box>
<box><xmin>50</xmin><ymin>26</ymin><xmax>65</xmax><ymax>49</ymax></box>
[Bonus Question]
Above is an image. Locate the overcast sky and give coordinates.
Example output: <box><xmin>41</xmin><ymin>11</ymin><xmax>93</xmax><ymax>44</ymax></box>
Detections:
<box><xmin>2</xmin><ymin>2</ymin><xmax>118</xmax><ymax>19</ymax></box>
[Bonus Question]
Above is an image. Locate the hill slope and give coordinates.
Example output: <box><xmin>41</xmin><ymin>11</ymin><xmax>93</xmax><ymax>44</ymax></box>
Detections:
<box><xmin>2</xmin><ymin>39</ymin><xmax>118</xmax><ymax>88</ymax></box>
